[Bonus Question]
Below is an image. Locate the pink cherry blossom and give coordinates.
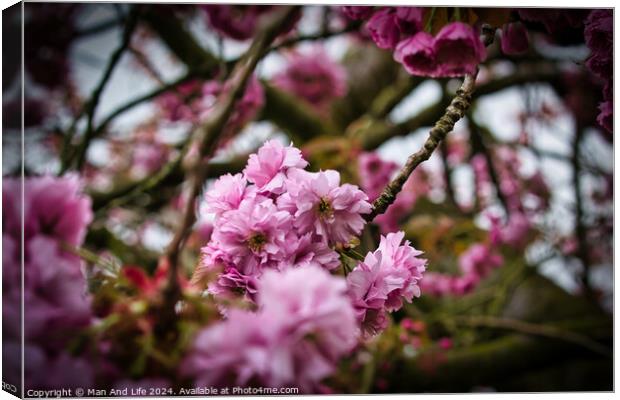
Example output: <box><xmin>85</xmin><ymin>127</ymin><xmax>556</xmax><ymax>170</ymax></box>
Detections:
<box><xmin>347</xmin><ymin>231</ymin><xmax>426</xmax><ymax>337</ymax></box>
<box><xmin>16</xmin><ymin>175</ymin><xmax>93</xmax><ymax>246</ymax></box>
<box><xmin>181</xmin><ymin>309</ymin><xmax>276</xmax><ymax>387</ymax></box>
<box><xmin>341</xmin><ymin>6</ymin><xmax>374</xmax><ymax>20</ymax></box>
<box><xmin>366</xmin><ymin>8</ymin><xmax>401</xmax><ymax>49</ymax></box>
<box><xmin>280</xmin><ymin>232</ymin><xmax>341</xmax><ymax>271</ymax></box>
<box><xmin>272</xmin><ymin>49</ymin><xmax>347</xmax><ymax>111</ymax></box>
<box><xmin>284</xmin><ymin>170</ymin><xmax>371</xmax><ymax>245</ymax></box>
<box><xmin>458</xmin><ymin>243</ymin><xmax>503</xmax><ymax>281</ymax></box>
<box><xmin>207</xmin><ymin>267</ymin><xmax>258</xmax><ymax>302</ymax></box>
<box><xmin>376</xmin><ymin>231</ymin><xmax>426</xmax><ymax>311</ymax></box>
<box><xmin>258</xmin><ymin>266</ymin><xmax>358</xmax><ymax>390</ymax></box>
<box><xmin>434</xmin><ymin>22</ymin><xmax>486</xmax><ymax>77</ymax></box>
<box><xmin>501</xmin><ymin>22</ymin><xmax>529</xmax><ymax>55</ymax></box>
<box><xmin>24</xmin><ymin>236</ymin><xmax>92</xmax><ymax>344</ymax></box>
<box><xmin>366</xmin><ymin>7</ymin><xmax>424</xmax><ymax>50</ymax></box>
<box><xmin>202</xmin><ymin>173</ymin><xmax>252</xmax><ymax>217</ymax></box>
<box><xmin>156</xmin><ymin>80</ymin><xmax>203</xmax><ymax>122</ymax></box>
<box><xmin>500</xmin><ymin>212</ymin><xmax>531</xmax><ymax>249</ymax></box>
<box><xmin>243</xmin><ymin>139</ymin><xmax>308</xmax><ymax>195</ymax></box>
<box><xmin>358</xmin><ymin>152</ymin><xmax>398</xmax><ymax>201</ymax></box>
<box><xmin>183</xmin><ymin>266</ymin><xmax>357</xmax><ymax>391</ymax></box>
<box><xmin>597</xmin><ymin>100</ymin><xmax>613</xmax><ymax>133</ymax></box>
<box><xmin>212</xmin><ymin>195</ymin><xmax>292</xmax><ymax>274</ymax></box>
<box><xmin>394</xmin><ymin>31</ymin><xmax>437</xmax><ymax>77</ymax></box>
<box><xmin>346</xmin><ymin>259</ymin><xmax>391</xmax><ymax>337</ymax></box>
<box><xmin>394</xmin><ymin>7</ymin><xmax>424</xmax><ymax>36</ymax></box>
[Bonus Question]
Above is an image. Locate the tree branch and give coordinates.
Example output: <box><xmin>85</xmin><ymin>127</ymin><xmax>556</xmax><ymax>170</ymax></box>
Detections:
<box><xmin>160</xmin><ymin>6</ymin><xmax>300</xmax><ymax>321</ymax></box>
<box><xmin>365</xmin><ymin>73</ymin><xmax>478</xmax><ymax>222</ymax></box>
<box><xmin>63</xmin><ymin>7</ymin><xmax>139</xmax><ymax>173</ymax></box>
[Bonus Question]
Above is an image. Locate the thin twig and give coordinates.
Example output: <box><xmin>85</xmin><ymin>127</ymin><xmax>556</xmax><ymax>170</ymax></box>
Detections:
<box><xmin>365</xmin><ymin>74</ymin><xmax>477</xmax><ymax>221</ymax></box>
<box><xmin>63</xmin><ymin>7</ymin><xmax>139</xmax><ymax>173</ymax></box>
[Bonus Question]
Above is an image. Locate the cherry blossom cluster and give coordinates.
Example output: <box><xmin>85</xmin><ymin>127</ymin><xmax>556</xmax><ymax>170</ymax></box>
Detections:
<box><xmin>198</xmin><ymin>139</ymin><xmax>372</xmax><ymax>300</ymax></box>
<box><xmin>347</xmin><ymin>232</ymin><xmax>426</xmax><ymax>338</ymax></box>
<box><xmin>342</xmin><ymin>6</ymin><xmax>487</xmax><ymax>77</ymax></box>
<box><xmin>188</xmin><ymin>141</ymin><xmax>428</xmax><ymax>389</ymax></box>
<box><xmin>182</xmin><ymin>265</ymin><xmax>357</xmax><ymax>392</ymax></box>
<box><xmin>3</xmin><ymin>176</ymin><xmax>95</xmax><ymax>389</ymax></box>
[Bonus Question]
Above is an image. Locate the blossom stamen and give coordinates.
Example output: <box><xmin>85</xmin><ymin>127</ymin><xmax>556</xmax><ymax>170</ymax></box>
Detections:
<box><xmin>247</xmin><ymin>232</ymin><xmax>267</xmax><ymax>253</ymax></box>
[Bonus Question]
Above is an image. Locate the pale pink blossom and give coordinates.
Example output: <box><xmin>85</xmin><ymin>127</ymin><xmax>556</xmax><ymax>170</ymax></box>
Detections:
<box><xmin>347</xmin><ymin>231</ymin><xmax>426</xmax><ymax>337</ymax></box>
<box><xmin>243</xmin><ymin>139</ymin><xmax>308</xmax><ymax>195</ymax></box>
<box><xmin>283</xmin><ymin>169</ymin><xmax>371</xmax><ymax>245</ymax></box>
<box><xmin>280</xmin><ymin>233</ymin><xmax>341</xmax><ymax>271</ymax></box>
<box><xmin>183</xmin><ymin>266</ymin><xmax>357</xmax><ymax>391</ymax></box>
<box><xmin>202</xmin><ymin>173</ymin><xmax>252</xmax><ymax>217</ymax></box>
<box><xmin>20</xmin><ymin>175</ymin><xmax>93</xmax><ymax>245</ymax></box>
<box><xmin>212</xmin><ymin>195</ymin><xmax>292</xmax><ymax>274</ymax></box>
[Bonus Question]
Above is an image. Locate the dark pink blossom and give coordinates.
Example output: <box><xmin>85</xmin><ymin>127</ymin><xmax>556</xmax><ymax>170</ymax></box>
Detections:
<box><xmin>501</xmin><ymin>22</ymin><xmax>529</xmax><ymax>55</ymax></box>
<box><xmin>394</xmin><ymin>31</ymin><xmax>437</xmax><ymax>78</ymax></box>
<box><xmin>366</xmin><ymin>8</ymin><xmax>402</xmax><ymax>49</ymax></box>
<box><xmin>202</xmin><ymin>5</ymin><xmax>273</xmax><ymax>40</ymax></box>
<box><xmin>394</xmin><ymin>7</ymin><xmax>424</xmax><ymax>35</ymax></box>
<box><xmin>433</xmin><ymin>22</ymin><xmax>486</xmax><ymax>77</ymax></box>
<box><xmin>597</xmin><ymin>100</ymin><xmax>613</xmax><ymax>133</ymax></box>
<box><xmin>341</xmin><ymin>6</ymin><xmax>375</xmax><ymax>20</ymax></box>
<box><xmin>272</xmin><ymin>49</ymin><xmax>347</xmax><ymax>111</ymax></box>
<box><xmin>202</xmin><ymin>173</ymin><xmax>252</xmax><ymax>217</ymax></box>
<box><xmin>584</xmin><ymin>9</ymin><xmax>613</xmax><ymax>55</ymax></box>
<box><xmin>281</xmin><ymin>169</ymin><xmax>371</xmax><ymax>245</ymax></box>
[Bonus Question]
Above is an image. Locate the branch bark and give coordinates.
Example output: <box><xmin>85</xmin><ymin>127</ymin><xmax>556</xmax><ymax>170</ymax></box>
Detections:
<box><xmin>365</xmin><ymin>73</ymin><xmax>477</xmax><ymax>222</ymax></box>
